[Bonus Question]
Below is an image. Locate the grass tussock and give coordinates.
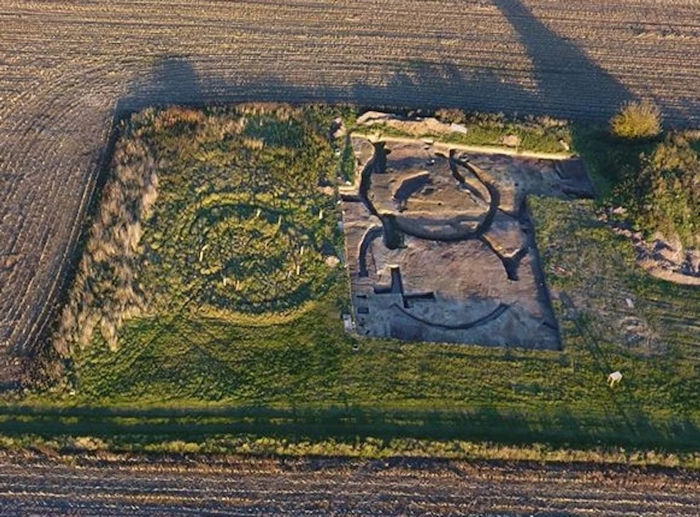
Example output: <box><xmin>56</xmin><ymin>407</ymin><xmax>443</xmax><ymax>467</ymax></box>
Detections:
<box><xmin>610</xmin><ymin>100</ymin><xmax>662</xmax><ymax>140</ymax></box>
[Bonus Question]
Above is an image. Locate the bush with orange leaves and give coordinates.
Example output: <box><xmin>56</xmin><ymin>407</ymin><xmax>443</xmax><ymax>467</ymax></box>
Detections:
<box><xmin>154</xmin><ymin>106</ymin><xmax>205</xmax><ymax>132</ymax></box>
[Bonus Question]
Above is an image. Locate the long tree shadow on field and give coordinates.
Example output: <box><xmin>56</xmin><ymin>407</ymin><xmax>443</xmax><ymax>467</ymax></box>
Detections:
<box><xmin>346</xmin><ymin>0</ymin><xmax>634</xmax><ymax>120</ymax></box>
<box><xmin>492</xmin><ymin>0</ymin><xmax>630</xmax><ymax>119</ymax></box>
<box><xmin>117</xmin><ymin>0</ymin><xmax>636</xmax><ymax>123</ymax></box>
<box><xmin>0</xmin><ymin>403</ymin><xmax>697</xmax><ymax>453</ymax></box>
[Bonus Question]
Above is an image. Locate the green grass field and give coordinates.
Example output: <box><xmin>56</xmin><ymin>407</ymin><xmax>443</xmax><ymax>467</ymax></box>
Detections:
<box><xmin>1</xmin><ymin>105</ymin><xmax>697</xmax><ymax>466</ymax></box>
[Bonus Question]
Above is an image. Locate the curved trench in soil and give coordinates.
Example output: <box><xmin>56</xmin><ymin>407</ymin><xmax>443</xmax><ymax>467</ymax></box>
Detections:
<box><xmin>393</xmin><ymin>302</ymin><xmax>510</xmax><ymax>330</ymax></box>
<box><xmin>351</xmin><ymin>139</ymin><xmax>573</xmax><ymax>340</ymax></box>
<box><xmin>357</xmin><ymin>141</ymin><xmax>528</xmax><ymax>281</ymax></box>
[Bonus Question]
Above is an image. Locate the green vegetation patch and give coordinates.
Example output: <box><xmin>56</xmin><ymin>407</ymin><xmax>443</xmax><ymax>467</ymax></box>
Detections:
<box><xmin>610</xmin><ymin>134</ymin><xmax>699</xmax><ymax>247</ymax></box>
<box><xmin>54</xmin><ymin>105</ymin><xmax>345</xmax><ymax>354</ymax></box>
<box><xmin>8</xmin><ymin>106</ymin><xmax>698</xmax><ymax>463</ymax></box>
<box><xmin>24</xmin><ymin>197</ymin><xmax>696</xmax><ymax>456</ymax></box>
<box><xmin>61</xmin><ymin>199</ymin><xmax>697</xmax><ymax>418</ymax></box>
<box><xmin>576</xmin><ymin>106</ymin><xmax>698</xmax><ymax>249</ymax></box>
<box><xmin>139</xmin><ymin>106</ymin><xmax>341</xmax><ymax>316</ymax></box>
<box><xmin>531</xmin><ymin>196</ymin><xmax>699</xmax><ymax>415</ymax></box>
<box><xmin>387</xmin><ymin>108</ymin><xmax>572</xmax><ymax>154</ymax></box>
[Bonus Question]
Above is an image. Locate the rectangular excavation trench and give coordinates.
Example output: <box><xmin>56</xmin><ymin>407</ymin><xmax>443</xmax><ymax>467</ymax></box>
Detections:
<box><xmin>340</xmin><ymin>136</ymin><xmax>594</xmax><ymax>349</ymax></box>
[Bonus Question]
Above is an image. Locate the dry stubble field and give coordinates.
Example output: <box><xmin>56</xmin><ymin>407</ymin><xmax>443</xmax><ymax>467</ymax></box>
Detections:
<box><xmin>0</xmin><ymin>451</ymin><xmax>697</xmax><ymax>515</ymax></box>
<box><xmin>1</xmin><ymin>0</ymin><xmax>700</xmax><ymax>381</ymax></box>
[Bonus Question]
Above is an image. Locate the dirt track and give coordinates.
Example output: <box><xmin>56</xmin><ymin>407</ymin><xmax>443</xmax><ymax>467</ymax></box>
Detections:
<box><xmin>0</xmin><ymin>451</ymin><xmax>697</xmax><ymax>515</ymax></box>
<box><xmin>1</xmin><ymin>0</ymin><xmax>700</xmax><ymax>379</ymax></box>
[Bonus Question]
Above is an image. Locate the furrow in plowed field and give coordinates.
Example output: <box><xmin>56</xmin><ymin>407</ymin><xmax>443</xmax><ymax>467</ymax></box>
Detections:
<box><xmin>0</xmin><ymin>452</ymin><xmax>697</xmax><ymax>515</ymax></box>
<box><xmin>1</xmin><ymin>0</ymin><xmax>700</xmax><ymax>379</ymax></box>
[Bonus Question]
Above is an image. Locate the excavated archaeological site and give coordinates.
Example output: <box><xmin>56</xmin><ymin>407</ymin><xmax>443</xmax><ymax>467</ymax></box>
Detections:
<box><xmin>341</xmin><ymin>136</ymin><xmax>594</xmax><ymax>348</ymax></box>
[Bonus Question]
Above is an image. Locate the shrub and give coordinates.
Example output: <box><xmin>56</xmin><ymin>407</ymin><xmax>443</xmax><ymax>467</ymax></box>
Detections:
<box><xmin>610</xmin><ymin>101</ymin><xmax>662</xmax><ymax>139</ymax></box>
<box><xmin>434</xmin><ymin>108</ymin><xmax>466</xmax><ymax>124</ymax></box>
<box><xmin>612</xmin><ymin>134</ymin><xmax>699</xmax><ymax>247</ymax></box>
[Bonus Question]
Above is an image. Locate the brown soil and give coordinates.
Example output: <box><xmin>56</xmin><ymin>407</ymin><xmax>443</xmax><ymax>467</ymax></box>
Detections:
<box><xmin>342</xmin><ymin>135</ymin><xmax>593</xmax><ymax>348</ymax></box>
<box><xmin>0</xmin><ymin>451</ymin><xmax>697</xmax><ymax>515</ymax></box>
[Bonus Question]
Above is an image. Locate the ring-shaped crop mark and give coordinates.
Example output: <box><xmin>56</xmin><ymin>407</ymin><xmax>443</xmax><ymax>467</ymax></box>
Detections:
<box><xmin>160</xmin><ymin>191</ymin><xmax>333</xmax><ymax>315</ymax></box>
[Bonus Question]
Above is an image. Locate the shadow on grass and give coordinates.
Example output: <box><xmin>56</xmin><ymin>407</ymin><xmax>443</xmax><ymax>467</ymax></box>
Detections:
<box><xmin>571</xmin><ymin>124</ymin><xmax>658</xmax><ymax>198</ymax></box>
<box><xmin>0</xmin><ymin>404</ymin><xmax>697</xmax><ymax>453</ymax></box>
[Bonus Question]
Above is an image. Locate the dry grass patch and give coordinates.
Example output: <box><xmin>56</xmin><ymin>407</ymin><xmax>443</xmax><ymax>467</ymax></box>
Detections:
<box><xmin>53</xmin><ymin>137</ymin><xmax>159</xmax><ymax>354</ymax></box>
<box><xmin>611</xmin><ymin>101</ymin><xmax>663</xmax><ymax>140</ymax></box>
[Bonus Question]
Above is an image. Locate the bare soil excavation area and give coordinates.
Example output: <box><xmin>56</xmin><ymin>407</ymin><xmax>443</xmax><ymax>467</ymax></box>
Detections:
<box><xmin>1</xmin><ymin>0</ymin><xmax>700</xmax><ymax>385</ymax></box>
<box><xmin>342</xmin><ymin>135</ymin><xmax>593</xmax><ymax>347</ymax></box>
<box><xmin>0</xmin><ymin>451</ymin><xmax>697</xmax><ymax>515</ymax></box>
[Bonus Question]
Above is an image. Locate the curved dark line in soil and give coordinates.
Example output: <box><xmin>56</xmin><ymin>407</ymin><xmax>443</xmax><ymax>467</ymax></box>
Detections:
<box><xmin>449</xmin><ymin>154</ymin><xmax>489</xmax><ymax>203</ymax></box>
<box><xmin>358</xmin><ymin>226</ymin><xmax>383</xmax><ymax>277</ymax></box>
<box><xmin>359</xmin><ymin>144</ymin><xmax>501</xmax><ymax>245</ymax></box>
<box><xmin>448</xmin><ymin>155</ymin><xmax>500</xmax><ymax>237</ymax></box>
<box><xmin>392</xmin><ymin>302</ymin><xmax>509</xmax><ymax>330</ymax></box>
<box><xmin>357</xmin><ymin>143</ymin><xmax>546</xmax><ymax>289</ymax></box>
<box><xmin>357</xmin><ymin>141</ymin><xmax>386</xmax><ymax>217</ymax></box>
<box><xmin>388</xmin><ymin>154</ymin><xmax>501</xmax><ymax>243</ymax></box>
<box><xmin>449</xmin><ymin>154</ymin><xmax>467</xmax><ymax>183</ymax></box>
<box><xmin>393</xmin><ymin>171</ymin><xmax>431</xmax><ymax>208</ymax></box>
<box><xmin>480</xmin><ymin>238</ymin><xmax>529</xmax><ymax>281</ymax></box>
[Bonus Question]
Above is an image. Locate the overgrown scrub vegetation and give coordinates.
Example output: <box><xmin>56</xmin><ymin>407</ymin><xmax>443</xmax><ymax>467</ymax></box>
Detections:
<box><xmin>360</xmin><ymin>108</ymin><xmax>572</xmax><ymax>154</ymax></box>
<box><xmin>53</xmin><ymin>137</ymin><xmax>159</xmax><ymax>353</ymax></box>
<box><xmin>611</xmin><ymin>134</ymin><xmax>699</xmax><ymax>248</ymax></box>
<box><xmin>577</xmin><ymin>116</ymin><xmax>699</xmax><ymax>249</ymax></box>
<box><xmin>54</xmin><ymin>104</ymin><xmax>344</xmax><ymax>354</ymax></box>
<box><xmin>610</xmin><ymin>101</ymin><xmax>663</xmax><ymax>140</ymax></box>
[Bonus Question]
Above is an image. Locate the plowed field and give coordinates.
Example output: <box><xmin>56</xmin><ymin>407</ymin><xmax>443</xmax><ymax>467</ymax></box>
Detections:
<box><xmin>0</xmin><ymin>451</ymin><xmax>697</xmax><ymax>515</ymax></box>
<box><xmin>1</xmin><ymin>0</ymin><xmax>700</xmax><ymax>380</ymax></box>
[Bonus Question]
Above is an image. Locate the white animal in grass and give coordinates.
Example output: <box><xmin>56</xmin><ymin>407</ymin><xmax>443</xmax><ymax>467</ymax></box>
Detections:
<box><xmin>607</xmin><ymin>371</ymin><xmax>623</xmax><ymax>387</ymax></box>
